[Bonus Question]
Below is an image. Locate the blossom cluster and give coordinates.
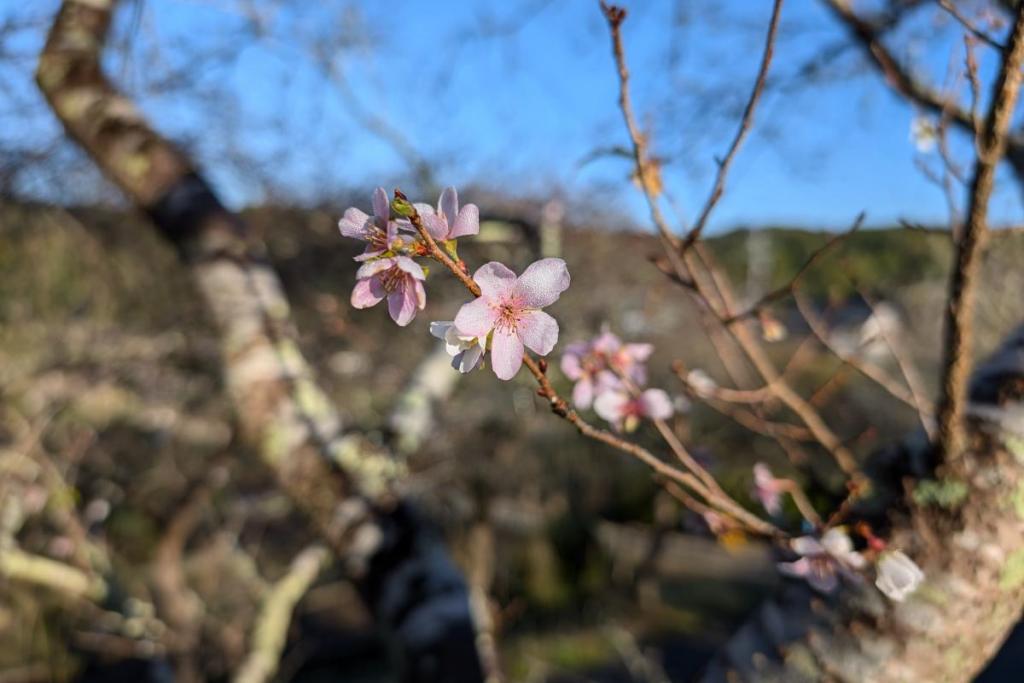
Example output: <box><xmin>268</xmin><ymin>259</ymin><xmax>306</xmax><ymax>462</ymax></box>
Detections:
<box><xmin>339</xmin><ymin>187</ymin><xmax>570</xmax><ymax>381</ymax></box>
<box><xmin>561</xmin><ymin>329</ymin><xmax>672</xmax><ymax>432</ymax></box>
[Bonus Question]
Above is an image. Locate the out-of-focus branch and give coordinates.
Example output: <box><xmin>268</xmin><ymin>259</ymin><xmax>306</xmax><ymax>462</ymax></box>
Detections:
<box><xmin>389</xmin><ymin>345</ymin><xmax>462</xmax><ymax>455</ymax></box>
<box><xmin>937</xmin><ymin>5</ymin><xmax>1024</xmax><ymax>458</ymax></box>
<box><xmin>0</xmin><ymin>547</ymin><xmax>107</xmax><ymax>602</ymax></box>
<box><xmin>722</xmin><ymin>214</ymin><xmax>863</xmax><ymax>325</ymax></box>
<box><xmin>683</xmin><ymin>0</ymin><xmax>785</xmax><ymax>247</ymax></box>
<box><xmin>233</xmin><ymin>545</ymin><xmax>328</xmax><ymax>683</ymax></box>
<box><xmin>793</xmin><ymin>291</ymin><xmax>928</xmax><ymax>414</ymax></box>
<box><xmin>601</xmin><ymin>1</ymin><xmax>859</xmax><ymax>478</ymax></box>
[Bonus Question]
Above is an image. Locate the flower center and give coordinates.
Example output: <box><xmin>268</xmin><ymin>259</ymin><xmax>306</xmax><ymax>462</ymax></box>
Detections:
<box><xmin>379</xmin><ymin>266</ymin><xmax>406</xmax><ymax>293</ymax></box>
<box><xmin>495</xmin><ymin>302</ymin><xmax>521</xmax><ymax>332</ymax></box>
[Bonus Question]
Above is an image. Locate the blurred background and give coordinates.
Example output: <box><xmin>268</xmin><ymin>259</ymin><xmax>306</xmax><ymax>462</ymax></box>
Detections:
<box><xmin>4</xmin><ymin>0</ymin><xmax>1024</xmax><ymax>681</ymax></box>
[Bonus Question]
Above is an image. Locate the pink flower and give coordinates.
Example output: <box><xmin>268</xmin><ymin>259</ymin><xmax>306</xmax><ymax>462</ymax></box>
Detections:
<box><xmin>351</xmin><ymin>256</ymin><xmax>426</xmax><ymax>327</ymax></box>
<box><xmin>595</xmin><ymin>330</ymin><xmax>653</xmax><ymax>384</ymax></box>
<box><xmin>594</xmin><ymin>387</ymin><xmax>673</xmax><ymax>432</ymax></box>
<box><xmin>560</xmin><ymin>342</ymin><xmax>620</xmax><ymax>409</ymax></box>
<box><xmin>778</xmin><ymin>528</ymin><xmax>866</xmax><ymax>593</ymax></box>
<box><xmin>753</xmin><ymin>462</ymin><xmax>786</xmax><ymax>516</ymax></box>
<box><xmin>415</xmin><ymin>186</ymin><xmax>480</xmax><ymax>241</ymax></box>
<box><xmin>339</xmin><ymin>187</ymin><xmax>407</xmax><ymax>261</ymax></box>
<box><xmin>453</xmin><ymin>258</ymin><xmax>570</xmax><ymax>380</ymax></box>
<box><xmin>561</xmin><ymin>329</ymin><xmax>652</xmax><ymax>409</ymax></box>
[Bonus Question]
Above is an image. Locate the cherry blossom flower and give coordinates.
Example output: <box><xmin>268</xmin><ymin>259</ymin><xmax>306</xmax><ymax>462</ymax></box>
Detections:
<box><xmin>753</xmin><ymin>462</ymin><xmax>786</xmax><ymax>516</ymax></box>
<box><xmin>910</xmin><ymin>116</ymin><xmax>938</xmax><ymax>153</ymax></box>
<box><xmin>351</xmin><ymin>256</ymin><xmax>426</xmax><ymax>327</ymax></box>
<box><xmin>778</xmin><ymin>527</ymin><xmax>866</xmax><ymax>593</ymax></box>
<box><xmin>430</xmin><ymin>321</ymin><xmax>486</xmax><ymax>373</ymax></box>
<box><xmin>561</xmin><ymin>342</ymin><xmax>619</xmax><ymax>409</ymax></box>
<box><xmin>561</xmin><ymin>329</ymin><xmax>653</xmax><ymax>408</ymax></box>
<box><xmin>416</xmin><ymin>186</ymin><xmax>480</xmax><ymax>242</ymax></box>
<box><xmin>875</xmin><ymin>550</ymin><xmax>924</xmax><ymax>602</ymax></box>
<box><xmin>594</xmin><ymin>387</ymin><xmax>673</xmax><ymax>433</ymax></box>
<box><xmin>453</xmin><ymin>258</ymin><xmax>570</xmax><ymax>380</ymax></box>
<box><xmin>339</xmin><ymin>187</ymin><xmax>409</xmax><ymax>261</ymax></box>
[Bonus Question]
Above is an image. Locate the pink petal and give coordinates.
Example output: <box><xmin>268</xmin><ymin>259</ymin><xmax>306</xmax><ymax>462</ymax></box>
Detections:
<box><xmin>639</xmin><ymin>389</ymin><xmax>673</xmax><ymax>420</ymax></box>
<box><xmin>356</xmin><ymin>257</ymin><xmax>395</xmax><ymax>279</ymax></box>
<box><xmin>423</xmin><ymin>214</ymin><xmax>449</xmax><ymax>240</ymax></box>
<box><xmin>454</xmin><ymin>298</ymin><xmax>498</xmax><ymax>337</ymax></box>
<box><xmin>394</xmin><ymin>255</ymin><xmax>426</xmax><ymax>279</ymax></box>
<box><xmin>594</xmin><ymin>390</ymin><xmax>628</xmax><ymax>425</ymax></box>
<box><xmin>351</xmin><ymin>277</ymin><xmax>385</xmax><ymax>309</ymax></box>
<box><xmin>560</xmin><ymin>346</ymin><xmax>585</xmax><ymax>380</ymax></box>
<box><xmin>449</xmin><ymin>204</ymin><xmax>480</xmax><ymax>238</ymax></box>
<box><xmin>778</xmin><ymin>557</ymin><xmax>812</xmax><ymax>579</ymax></box>
<box><xmin>339</xmin><ymin>207</ymin><xmax>371</xmax><ymax>239</ymax></box>
<box><xmin>372</xmin><ymin>187</ymin><xmax>389</xmax><ymax>226</ymax></box>
<box><xmin>625</xmin><ymin>343</ymin><xmax>654</xmax><ymax>363</ymax></box>
<box><xmin>491</xmin><ymin>327</ymin><xmax>525</xmax><ymax>380</ymax></box>
<box><xmin>516</xmin><ymin>310</ymin><xmax>559</xmax><ymax>356</ymax></box>
<box><xmin>413</xmin><ymin>279</ymin><xmax>427</xmax><ymax>309</ymax></box>
<box><xmin>388</xmin><ymin>285</ymin><xmax>418</xmax><ymax>327</ymax></box>
<box><xmin>439</xmin><ymin>186</ymin><xmax>459</xmax><ymax>225</ymax></box>
<box><xmin>572</xmin><ymin>377</ymin><xmax>595</xmax><ymax>409</ymax></box>
<box><xmin>592</xmin><ymin>330</ymin><xmax>621</xmax><ymax>355</ymax></box>
<box><xmin>353</xmin><ymin>248</ymin><xmax>385</xmax><ymax>262</ymax></box>
<box><xmin>472</xmin><ymin>262</ymin><xmax>517</xmax><ymax>300</ymax></box>
<box><xmin>513</xmin><ymin>258</ymin><xmax>570</xmax><ymax>308</ymax></box>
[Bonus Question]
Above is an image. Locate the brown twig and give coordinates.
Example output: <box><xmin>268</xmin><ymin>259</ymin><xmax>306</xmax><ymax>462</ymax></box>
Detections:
<box><xmin>937</xmin><ymin>4</ymin><xmax>1024</xmax><ymax>458</ymax></box>
<box><xmin>603</xmin><ymin>1</ymin><xmax>859</xmax><ymax>477</ymax></box>
<box><xmin>938</xmin><ymin>0</ymin><xmax>1004</xmax><ymax>50</ymax></box>
<box><xmin>722</xmin><ymin>213</ymin><xmax>864</xmax><ymax>325</ymax></box>
<box><xmin>683</xmin><ymin>0</ymin><xmax>786</xmax><ymax>248</ymax></box>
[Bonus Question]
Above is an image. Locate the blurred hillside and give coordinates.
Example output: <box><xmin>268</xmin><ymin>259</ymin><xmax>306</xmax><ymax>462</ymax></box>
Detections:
<box><xmin>3</xmin><ymin>202</ymin><xmax>1024</xmax><ymax>680</ymax></box>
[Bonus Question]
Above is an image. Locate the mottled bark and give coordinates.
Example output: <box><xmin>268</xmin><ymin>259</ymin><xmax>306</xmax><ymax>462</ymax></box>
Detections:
<box><xmin>702</xmin><ymin>325</ymin><xmax>1024</xmax><ymax>682</ymax></box>
<box><xmin>36</xmin><ymin>2</ymin><xmax>483</xmax><ymax>680</ymax></box>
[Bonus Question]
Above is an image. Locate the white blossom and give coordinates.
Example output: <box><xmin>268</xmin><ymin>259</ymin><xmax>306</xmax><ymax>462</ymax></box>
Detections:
<box><xmin>875</xmin><ymin>550</ymin><xmax>924</xmax><ymax>602</ymax></box>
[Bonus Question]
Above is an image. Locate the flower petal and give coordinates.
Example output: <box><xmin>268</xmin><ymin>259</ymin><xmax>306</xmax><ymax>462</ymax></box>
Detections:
<box><xmin>439</xmin><ymin>186</ymin><xmax>459</xmax><ymax>225</ymax></box>
<box><xmin>491</xmin><ymin>327</ymin><xmax>525</xmax><ymax>380</ymax></box>
<box><xmin>473</xmin><ymin>262</ymin><xmax>517</xmax><ymax>300</ymax></box>
<box><xmin>560</xmin><ymin>345</ymin><xmax>585</xmax><ymax>380</ymax></box>
<box><xmin>454</xmin><ymin>298</ymin><xmax>498</xmax><ymax>337</ymax></box>
<box><xmin>455</xmin><ymin>344</ymin><xmax>484</xmax><ymax>373</ymax></box>
<box><xmin>372</xmin><ymin>187</ymin><xmax>389</xmax><ymax>226</ymax></box>
<box><xmin>395</xmin><ymin>255</ymin><xmax>425</xmax><ymax>280</ymax></box>
<box><xmin>339</xmin><ymin>207</ymin><xmax>371</xmax><ymax>239</ymax></box>
<box><xmin>356</xmin><ymin>257</ymin><xmax>396</xmax><ymax>279</ymax></box>
<box><xmin>351</xmin><ymin>277</ymin><xmax>385</xmax><ymax>309</ymax></box>
<box><xmin>388</xmin><ymin>286</ymin><xmax>418</xmax><ymax>327</ymax></box>
<box><xmin>640</xmin><ymin>389</ymin><xmax>673</xmax><ymax>420</ymax></box>
<box><xmin>430</xmin><ymin>321</ymin><xmax>454</xmax><ymax>340</ymax></box>
<box><xmin>594</xmin><ymin>390</ymin><xmax>629</xmax><ymax>424</ymax></box>
<box><xmin>450</xmin><ymin>204</ymin><xmax>480</xmax><ymax>238</ymax></box>
<box><xmin>512</xmin><ymin>258</ymin><xmax>570</xmax><ymax>308</ymax></box>
<box><xmin>572</xmin><ymin>377</ymin><xmax>595</xmax><ymax>409</ymax></box>
<box><xmin>516</xmin><ymin>310</ymin><xmax>559</xmax><ymax>356</ymax></box>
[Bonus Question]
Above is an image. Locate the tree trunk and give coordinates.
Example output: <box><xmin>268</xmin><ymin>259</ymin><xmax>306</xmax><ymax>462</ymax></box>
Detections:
<box><xmin>35</xmin><ymin>2</ymin><xmax>482</xmax><ymax>681</ymax></box>
<box><xmin>702</xmin><ymin>326</ymin><xmax>1024</xmax><ymax>682</ymax></box>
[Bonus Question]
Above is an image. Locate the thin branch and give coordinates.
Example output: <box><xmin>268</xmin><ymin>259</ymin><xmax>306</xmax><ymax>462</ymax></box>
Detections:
<box><xmin>722</xmin><ymin>213</ymin><xmax>864</xmax><ymax>325</ymax></box>
<box><xmin>0</xmin><ymin>547</ymin><xmax>107</xmax><ymax>602</ymax></box>
<box><xmin>937</xmin><ymin>4</ymin><xmax>1024</xmax><ymax>457</ymax></box>
<box><xmin>233</xmin><ymin>546</ymin><xmax>329</xmax><ymax>683</ymax></box>
<box><xmin>938</xmin><ymin>0</ymin><xmax>1004</xmax><ymax>50</ymax></box>
<box><xmin>683</xmin><ymin>0</ymin><xmax>785</xmax><ymax>247</ymax></box>
<box><xmin>793</xmin><ymin>290</ymin><xmax>928</xmax><ymax>414</ymax></box>
<box><xmin>602</xmin><ymin>1</ymin><xmax>859</xmax><ymax>477</ymax></box>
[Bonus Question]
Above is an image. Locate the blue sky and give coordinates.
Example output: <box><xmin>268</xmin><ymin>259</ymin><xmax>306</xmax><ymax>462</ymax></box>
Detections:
<box><xmin>4</xmin><ymin>0</ymin><xmax>1023</xmax><ymax>232</ymax></box>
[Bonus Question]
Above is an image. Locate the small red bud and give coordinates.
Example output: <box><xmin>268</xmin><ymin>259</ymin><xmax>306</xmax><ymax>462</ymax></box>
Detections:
<box><xmin>538</xmin><ymin>358</ymin><xmax>548</xmax><ymax>373</ymax></box>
